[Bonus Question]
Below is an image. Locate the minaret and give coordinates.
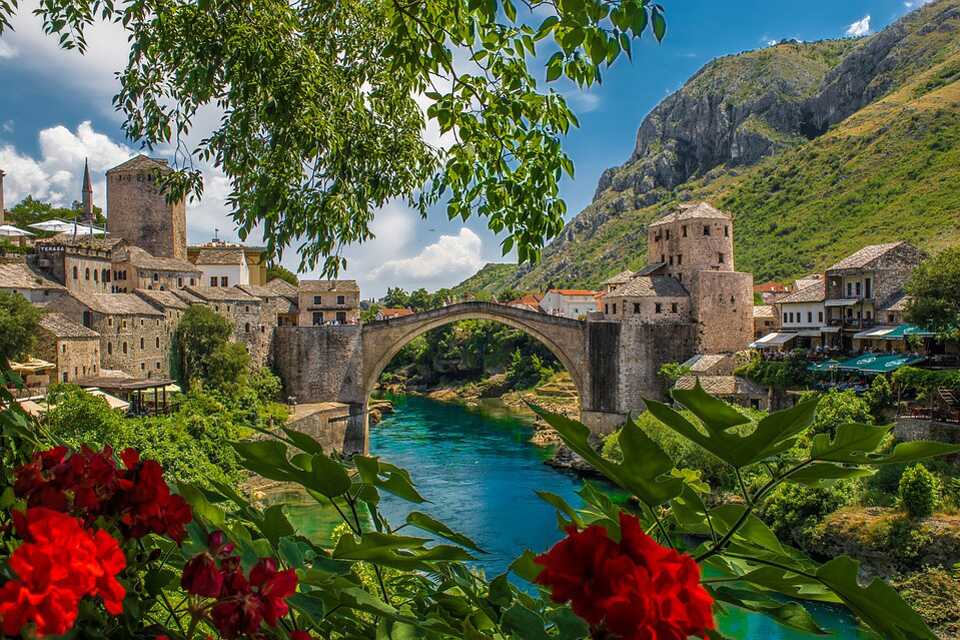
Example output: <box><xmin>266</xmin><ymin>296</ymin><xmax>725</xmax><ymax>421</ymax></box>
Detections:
<box><xmin>81</xmin><ymin>159</ymin><xmax>94</xmax><ymax>224</ymax></box>
<box><xmin>0</xmin><ymin>168</ymin><xmax>6</xmax><ymax>225</ymax></box>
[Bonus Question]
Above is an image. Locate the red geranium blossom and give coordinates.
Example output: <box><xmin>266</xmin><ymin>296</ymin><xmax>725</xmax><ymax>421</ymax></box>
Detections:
<box><xmin>0</xmin><ymin>508</ymin><xmax>126</xmax><ymax>637</ymax></box>
<box><xmin>535</xmin><ymin>512</ymin><xmax>714</xmax><ymax>640</ymax></box>
<box><xmin>13</xmin><ymin>445</ymin><xmax>192</xmax><ymax>543</ymax></box>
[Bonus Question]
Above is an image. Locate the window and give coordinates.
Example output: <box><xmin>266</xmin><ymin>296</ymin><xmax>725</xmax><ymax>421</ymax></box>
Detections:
<box><xmin>855</xmin><ymin>281</ymin><xmax>861</xmax><ymax>296</ymax></box>
<box><xmin>703</xmin><ymin>225</ymin><xmax>711</xmax><ymax>236</ymax></box>
<box><xmin>244</xmin><ymin>322</ymin><xmax>250</xmax><ymax>333</ymax></box>
<box><xmin>220</xmin><ymin>276</ymin><xmax>228</xmax><ymax>287</ymax></box>
<box><xmin>865</xmin><ymin>278</ymin><xmax>872</xmax><ymax>299</ymax></box>
<box><xmin>788</xmin><ymin>312</ymin><xmax>794</xmax><ymax>323</ymax></box>
<box><xmin>313</xmin><ymin>311</ymin><xmax>323</xmax><ymax>325</ymax></box>
<box><xmin>140</xmin><ymin>337</ymin><xmax>144</xmax><ymax>349</ymax></box>
<box><xmin>612</xmin><ymin>304</ymin><xmax>617</xmax><ymax>315</ymax></box>
<box><xmin>660</xmin><ymin>254</ymin><xmax>665</xmax><ymax>263</ymax></box>
<box><xmin>724</xmin><ymin>225</ymin><xmax>729</xmax><ymax>237</ymax></box>
<box><xmin>678</xmin><ymin>273</ymin><xmax>683</xmax><ymax>283</ymax></box>
<box><xmin>211</xmin><ymin>276</ymin><xmax>218</xmax><ymax>287</ymax></box>
<box><xmin>73</xmin><ymin>266</ymin><xmax>78</xmax><ymax>279</ymax></box>
<box><xmin>677</xmin><ymin>254</ymin><xmax>682</xmax><ymax>265</ymax></box>
<box><xmin>818</xmin><ymin>311</ymin><xmax>824</xmax><ymax>323</ymax></box>
<box><xmin>261</xmin><ymin>326</ymin><xmax>265</xmax><ymax>333</ymax></box>
<box><xmin>665</xmin><ymin>230</ymin><xmax>671</xmax><ymax>240</ymax></box>
<box><xmin>141</xmin><ymin>363</ymin><xmax>145</xmax><ymax>371</ymax></box>
<box><xmin>93</xmin><ymin>269</ymin><xmax>98</xmax><ymax>282</ymax></box>
<box><xmin>108</xmin><ymin>342</ymin><xmax>112</xmax><ymax>355</ymax></box>
<box><xmin>122</xmin><ymin>342</ymin><xmax>128</xmax><ymax>354</ymax></box>
<box><xmin>153</xmin><ymin>272</ymin><xmax>159</xmax><ymax>282</ymax></box>
<box><xmin>718</xmin><ymin>252</ymin><xmax>725</xmax><ymax>263</ymax></box>
<box><xmin>104</xmin><ymin>269</ymin><xmax>110</xmax><ymax>282</ymax></box>
<box><xmin>62</xmin><ymin>372</ymin><xmax>68</xmax><ymax>382</ymax></box>
<box><xmin>669</xmin><ymin>255</ymin><xmax>674</xmax><ymax>265</ymax></box>
<box><xmin>190</xmin><ymin>278</ymin><xmax>196</xmax><ymax>286</ymax></box>
<box><xmin>846</xmin><ymin>282</ymin><xmax>852</xmax><ymax>297</ymax></box>
<box><xmin>85</xmin><ymin>268</ymin><xmax>90</xmax><ymax>280</ymax></box>
<box><xmin>655</xmin><ymin>303</ymin><xmax>662</xmax><ymax>314</ymax></box>
<box><xmin>156</xmin><ymin>337</ymin><xmax>160</xmax><ymax>348</ymax></box>
<box><xmin>671</xmin><ymin>302</ymin><xmax>678</xmax><ymax>313</ymax></box>
<box><xmin>313</xmin><ymin>296</ymin><xmax>322</xmax><ymax>305</ymax></box>
<box><xmin>682</xmin><ymin>225</ymin><xmax>687</xmax><ymax>237</ymax></box>
<box><xmin>336</xmin><ymin>311</ymin><xmax>347</xmax><ymax>323</ymax></box>
<box><xmin>604</xmin><ymin>304</ymin><xmax>609</xmax><ymax>314</ymax></box>
<box><xmin>888</xmin><ymin>313</ymin><xmax>895</xmax><ymax>323</ymax></box>
<box><xmin>156</xmin><ymin>361</ymin><xmax>161</xmax><ymax>369</ymax></box>
<box><xmin>337</xmin><ymin>295</ymin><xmax>345</xmax><ymax>305</ymax></box>
<box><xmin>140</xmin><ymin>318</ymin><xmax>144</xmax><ymax>327</ymax></box>
<box><xmin>226</xmin><ymin>305</ymin><xmax>231</xmax><ymax>312</ymax></box>
<box><xmin>783</xmin><ymin>313</ymin><xmax>788</xmax><ymax>323</ymax></box>
<box><xmin>807</xmin><ymin>311</ymin><xmax>813</xmax><ymax>323</ymax></box>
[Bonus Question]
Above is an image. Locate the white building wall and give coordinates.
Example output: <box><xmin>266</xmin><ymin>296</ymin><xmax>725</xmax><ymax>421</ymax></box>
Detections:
<box><xmin>198</xmin><ymin>262</ymin><xmax>249</xmax><ymax>287</ymax></box>
<box><xmin>778</xmin><ymin>302</ymin><xmax>825</xmax><ymax>329</ymax></box>
<box><xmin>539</xmin><ymin>292</ymin><xmax>597</xmax><ymax>319</ymax></box>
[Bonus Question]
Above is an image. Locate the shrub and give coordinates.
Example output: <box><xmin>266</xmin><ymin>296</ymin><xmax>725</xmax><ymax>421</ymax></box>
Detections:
<box><xmin>899</xmin><ymin>464</ymin><xmax>939</xmax><ymax>519</ymax></box>
<box><xmin>808</xmin><ymin>388</ymin><xmax>873</xmax><ymax>437</ymax></box>
<box><xmin>895</xmin><ymin>566</ymin><xmax>960</xmax><ymax>637</ymax></box>
<box><xmin>505</xmin><ymin>348</ymin><xmax>551</xmax><ymax>389</ymax></box>
<box><xmin>865</xmin><ymin>374</ymin><xmax>892</xmax><ymax>416</ymax></box>
<box><xmin>757</xmin><ymin>480</ymin><xmax>859</xmax><ymax>548</ymax></box>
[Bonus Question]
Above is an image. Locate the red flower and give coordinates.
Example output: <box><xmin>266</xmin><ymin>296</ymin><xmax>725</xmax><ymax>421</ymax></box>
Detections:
<box><xmin>0</xmin><ymin>508</ymin><xmax>126</xmax><ymax>637</ymax></box>
<box><xmin>535</xmin><ymin>513</ymin><xmax>714</xmax><ymax>640</ymax></box>
<box><xmin>290</xmin><ymin>631</ymin><xmax>312</xmax><ymax>640</ymax></box>
<box><xmin>182</xmin><ymin>553</ymin><xmax>225</xmax><ymax>598</ymax></box>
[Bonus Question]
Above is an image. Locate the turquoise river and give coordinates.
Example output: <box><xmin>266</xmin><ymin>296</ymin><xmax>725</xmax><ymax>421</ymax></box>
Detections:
<box><xmin>301</xmin><ymin>395</ymin><xmax>872</xmax><ymax>639</ymax></box>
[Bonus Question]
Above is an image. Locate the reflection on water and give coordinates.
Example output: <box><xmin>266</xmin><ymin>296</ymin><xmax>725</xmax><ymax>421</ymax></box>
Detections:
<box><xmin>294</xmin><ymin>395</ymin><xmax>871</xmax><ymax>639</ymax></box>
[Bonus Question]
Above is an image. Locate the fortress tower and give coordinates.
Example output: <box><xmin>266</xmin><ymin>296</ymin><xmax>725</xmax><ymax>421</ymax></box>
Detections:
<box><xmin>106</xmin><ymin>155</ymin><xmax>187</xmax><ymax>259</ymax></box>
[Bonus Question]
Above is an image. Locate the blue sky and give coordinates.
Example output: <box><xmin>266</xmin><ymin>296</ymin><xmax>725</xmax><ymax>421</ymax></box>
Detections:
<box><xmin>0</xmin><ymin>0</ymin><xmax>932</xmax><ymax>297</ymax></box>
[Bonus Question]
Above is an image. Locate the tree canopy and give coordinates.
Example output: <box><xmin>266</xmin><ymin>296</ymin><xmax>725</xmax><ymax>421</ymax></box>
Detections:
<box><xmin>174</xmin><ymin>305</ymin><xmax>237</xmax><ymax>384</ymax></box>
<box><xmin>8</xmin><ymin>196</ymin><xmax>106</xmax><ymax>227</ymax></box>
<box><xmin>0</xmin><ymin>292</ymin><xmax>42</xmax><ymax>367</ymax></box>
<box><xmin>266</xmin><ymin>264</ymin><xmax>298</xmax><ymax>287</ymax></box>
<box><xmin>1</xmin><ymin>0</ymin><xmax>666</xmax><ymax>275</ymax></box>
<box><xmin>906</xmin><ymin>247</ymin><xmax>960</xmax><ymax>339</ymax></box>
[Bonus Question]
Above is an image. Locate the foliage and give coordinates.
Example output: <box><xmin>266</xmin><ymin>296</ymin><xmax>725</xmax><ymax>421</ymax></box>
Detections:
<box><xmin>657</xmin><ymin>361</ymin><xmax>691</xmax><ymax>385</ymax></box>
<box><xmin>893</xmin><ymin>365</ymin><xmax>960</xmax><ymax>394</ymax></box>
<box><xmin>906</xmin><ymin>247</ymin><xmax>960</xmax><ymax>339</ymax></box>
<box><xmin>450</xmin><ymin>263</ymin><xmax>521</xmax><ymax>300</ymax></box>
<box><xmin>7</xmin><ymin>195</ymin><xmax>105</xmax><ymax>227</ymax></box>
<box><xmin>865</xmin><ymin>374</ymin><xmax>893</xmax><ymax>417</ymax></box>
<box><xmin>360</xmin><ymin>304</ymin><xmax>380</xmax><ymax>324</ymax></box>
<box><xmin>899</xmin><ymin>464</ymin><xmax>939</xmax><ymax>519</ymax></box>
<box><xmin>734</xmin><ymin>350</ymin><xmax>811</xmax><ymax>388</ymax></box>
<box><xmin>0</xmin><ymin>292</ymin><xmax>42</xmax><ymax>367</ymax></box>
<box><xmin>265</xmin><ymin>264</ymin><xmax>298</xmax><ymax>286</ymax></box>
<box><xmin>1</xmin><ymin>0</ymin><xmax>668</xmax><ymax>276</ymax></box>
<box><xmin>175</xmin><ymin>305</ymin><xmax>236</xmax><ymax>385</ymax></box>
<box><xmin>800</xmin><ymin>387</ymin><xmax>874</xmax><ymax>437</ymax></box>
<box><xmin>756</xmin><ymin>480</ymin><xmax>859</xmax><ymax>548</ymax></box>
<box><xmin>895</xmin><ymin>566</ymin><xmax>960</xmax><ymax>639</ymax></box>
<box><xmin>205</xmin><ymin>341</ymin><xmax>253</xmax><ymax>391</ymax></box>
<box><xmin>505</xmin><ymin>348</ymin><xmax>553</xmax><ymax>389</ymax></box>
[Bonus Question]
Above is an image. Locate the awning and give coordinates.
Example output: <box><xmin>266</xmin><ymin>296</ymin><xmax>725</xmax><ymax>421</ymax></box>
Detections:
<box><xmin>749</xmin><ymin>332</ymin><xmax>797</xmax><ymax>348</ymax></box>
<box><xmin>821</xmin><ymin>326</ymin><xmax>842</xmax><ymax>333</ymax></box>
<box><xmin>836</xmin><ymin>353</ymin><xmax>925</xmax><ymax>374</ymax></box>
<box><xmin>825</xmin><ymin>299</ymin><xmax>860</xmax><ymax>307</ymax></box>
<box><xmin>880</xmin><ymin>324</ymin><xmax>936</xmax><ymax>340</ymax></box>
<box><xmin>797</xmin><ymin>329</ymin><xmax>823</xmax><ymax>337</ymax></box>
<box><xmin>808</xmin><ymin>359</ymin><xmax>841</xmax><ymax>373</ymax></box>
<box><xmin>853</xmin><ymin>326</ymin><xmax>896</xmax><ymax>340</ymax></box>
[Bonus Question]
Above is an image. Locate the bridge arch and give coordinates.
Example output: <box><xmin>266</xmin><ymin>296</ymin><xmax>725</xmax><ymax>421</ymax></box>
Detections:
<box><xmin>361</xmin><ymin>302</ymin><xmax>592</xmax><ymax>411</ymax></box>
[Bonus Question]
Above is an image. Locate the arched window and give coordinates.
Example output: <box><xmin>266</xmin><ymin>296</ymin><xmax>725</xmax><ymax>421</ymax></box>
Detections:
<box><xmin>244</xmin><ymin>323</ymin><xmax>250</xmax><ymax>333</ymax></box>
<box><xmin>93</xmin><ymin>269</ymin><xmax>98</xmax><ymax>282</ymax></box>
<box><xmin>72</xmin><ymin>266</ymin><xmax>78</xmax><ymax>279</ymax></box>
<box><xmin>140</xmin><ymin>337</ymin><xmax>145</xmax><ymax>349</ymax></box>
<box><xmin>84</xmin><ymin>268</ymin><xmax>90</xmax><ymax>280</ymax></box>
<box><xmin>156</xmin><ymin>337</ymin><xmax>160</xmax><ymax>348</ymax></box>
<box><xmin>107</xmin><ymin>342</ymin><xmax>112</xmax><ymax>355</ymax></box>
<box><xmin>122</xmin><ymin>342</ymin><xmax>128</xmax><ymax>354</ymax></box>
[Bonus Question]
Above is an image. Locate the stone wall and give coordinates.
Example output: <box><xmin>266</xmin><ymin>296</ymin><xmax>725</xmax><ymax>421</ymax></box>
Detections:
<box><xmin>648</xmin><ymin>215</ymin><xmax>735</xmax><ymax>284</ymax></box>
<box><xmin>63</xmin><ymin>254</ymin><xmax>112</xmax><ymax>295</ymax></box>
<box><xmin>894</xmin><ymin>417</ymin><xmax>960</xmax><ymax>447</ymax></box>
<box><xmin>107</xmin><ymin>171</ymin><xmax>187</xmax><ymax>259</ymax></box>
<box><xmin>284</xmin><ymin>402</ymin><xmax>366</xmax><ymax>455</ymax></box>
<box><xmin>35</xmin><ymin>333</ymin><xmax>101</xmax><ymax>383</ymax></box>
<box><xmin>615</xmin><ymin>319</ymin><xmax>697</xmax><ymax>418</ymax></box>
<box><xmin>273</xmin><ymin>325</ymin><xmax>364</xmax><ymax>405</ymax></box>
<box><xmin>690</xmin><ymin>270</ymin><xmax>754</xmax><ymax>353</ymax></box>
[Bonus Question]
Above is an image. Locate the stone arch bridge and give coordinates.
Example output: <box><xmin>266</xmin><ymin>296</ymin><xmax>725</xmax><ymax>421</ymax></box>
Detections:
<box><xmin>274</xmin><ymin>301</ymin><xmax>695</xmax><ymax>454</ymax></box>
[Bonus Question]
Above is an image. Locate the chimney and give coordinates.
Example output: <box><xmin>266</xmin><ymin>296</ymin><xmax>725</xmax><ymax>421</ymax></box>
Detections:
<box><xmin>0</xmin><ymin>168</ymin><xmax>5</xmax><ymax>225</ymax></box>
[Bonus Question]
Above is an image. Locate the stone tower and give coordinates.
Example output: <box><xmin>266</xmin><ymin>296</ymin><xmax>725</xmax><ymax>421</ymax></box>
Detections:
<box><xmin>81</xmin><ymin>159</ymin><xmax>94</xmax><ymax>224</ymax></box>
<box><xmin>648</xmin><ymin>202</ymin><xmax>753</xmax><ymax>354</ymax></box>
<box><xmin>0</xmin><ymin>168</ymin><xmax>6</xmax><ymax>225</ymax></box>
<box><xmin>106</xmin><ymin>155</ymin><xmax>187</xmax><ymax>259</ymax></box>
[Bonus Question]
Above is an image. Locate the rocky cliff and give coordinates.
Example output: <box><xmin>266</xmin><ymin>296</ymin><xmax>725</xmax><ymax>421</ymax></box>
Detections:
<box><xmin>484</xmin><ymin>0</ymin><xmax>960</xmax><ymax>293</ymax></box>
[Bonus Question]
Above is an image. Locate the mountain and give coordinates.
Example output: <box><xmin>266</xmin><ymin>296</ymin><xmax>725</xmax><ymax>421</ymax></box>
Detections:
<box><xmin>470</xmin><ymin>0</ymin><xmax>960</xmax><ymax>294</ymax></box>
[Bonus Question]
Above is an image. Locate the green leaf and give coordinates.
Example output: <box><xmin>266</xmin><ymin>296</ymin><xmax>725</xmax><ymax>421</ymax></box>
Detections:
<box><xmin>651</xmin><ymin>6</ymin><xmax>666</xmax><ymax>41</ymax></box>
<box><xmin>406</xmin><ymin>511</ymin><xmax>484</xmax><ymax>552</ymax></box>
<box><xmin>333</xmin><ymin>532</ymin><xmax>472</xmax><ymax>570</ymax></box>
<box><xmin>547</xmin><ymin>606</ymin><xmax>590</xmax><ymax>640</ymax></box>
<box><xmin>509</xmin><ymin>550</ymin><xmax>544</xmax><ymax>583</ymax></box>
<box><xmin>531</xmin><ymin>406</ymin><xmax>682</xmax><ymax>506</ymax></box>
<box><xmin>812</xmin><ymin>423</ymin><xmax>960</xmax><ymax>465</ymax></box>
<box><xmin>282</xmin><ymin>427</ymin><xmax>325</xmax><ymax>455</ymax></box>
<box><xmin>545</xmin><ymin>52</ymin><xmax>563</xmax><ymax>82</ymax></box>
<box><xmin>787</xmin><ymin>463</ymin><xmax>876</xmax><ymax>487</ymax></box>
<box><xmin>646</xmin><ymin>386</ymin><xmax>818</xmax><ymax>468</ymax></box>
<box><xmin>306</xmin><ymin>451</ymin><xmax>352</xmax><ymax>497</ymax></box>
<box><xmin>262</xmin><ymin>505</ymin><xmax>295</xmax><ymax>545</ymax></box>
<box><xmin>501</xmin><ymin>603</ymin><xmax>550</xmax><ymax>640</ymax></box>
<box><xmin>535</xmin><ymin>491</ymin><xmax>582</xmax><ymax>528</ymax></box>
<box><xmin>356</xmin><ymin>456</ymin><xmax>427</xmax><ymax>503</ymax></box>
<box><xmin>711</xmin><ymin>587</ymin><xmax>829</xmax><ymax>635</ymax></box>
<box><xmin>535</xmin><ymin>15</ymin><xmax>559</xmax><ymax>39</ymax></box>
<box><xmin>816</xmin><ymin>556</ymin><xmax>937</xmax><ymax>639</ymax></box>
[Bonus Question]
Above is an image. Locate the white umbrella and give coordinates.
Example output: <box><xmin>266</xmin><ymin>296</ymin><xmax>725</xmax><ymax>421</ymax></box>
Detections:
<box><xmin>28</xmin><ymin>219</ymin><xmax>73</xmax><ymax>233</ymax></box>
<box><xmin>0</xmin><ymin>224</ymin><xmax>35</xmax><ymax>237</ymax></box>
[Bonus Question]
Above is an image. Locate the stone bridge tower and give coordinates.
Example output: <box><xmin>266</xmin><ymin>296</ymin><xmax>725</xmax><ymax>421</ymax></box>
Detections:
<box><xmin>106</xmin><ymin>155</ymin><xmax>187</xmax><ymax>259</ymax></box>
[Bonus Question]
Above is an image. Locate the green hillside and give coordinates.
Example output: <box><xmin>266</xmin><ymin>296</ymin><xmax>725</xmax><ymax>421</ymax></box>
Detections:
<box><xmin>459</xmin><ymin>0</ymin><xmax>960</xmax><ymax>294</ymax></box>
<box><xmin>450</xmin><ymin>263</ymin><xmax>519</xmax><ymax>298</ymax></box>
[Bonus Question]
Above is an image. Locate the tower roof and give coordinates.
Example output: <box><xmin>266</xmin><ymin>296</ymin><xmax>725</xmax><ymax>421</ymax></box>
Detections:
<box><xmin>105</xmin><ymin>154</ymin><xmax>171</xmax><ymax>174</ymax></box>
<box><xmin>649</xmin><ymin>202</ymin><xmax>731</xmax><ymax>227</ymax></box>
<box><xmin>82</xmin><ymin>159</ymin><xmax>93</xmax><ymax>193</ymax></box>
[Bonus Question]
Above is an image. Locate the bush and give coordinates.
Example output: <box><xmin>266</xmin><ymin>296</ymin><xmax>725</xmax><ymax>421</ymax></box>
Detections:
<box><xmin>895</xmin><ymin>566</ymin><xmax>960</xmax><ymax>637</ymax></box>
<box><xmin>734</xmin><ymin>350</ymin><xmax>811</xmax><ymax>388</ymax></box>
<box><xmin>808</xmin><ymin>388</ymin><xmax>873</xmax><ymax>437</ymax></box>
<box><xmin>899</xmin><ymin>464</ymin><xmax>939</xmax><ymax>518</ymax></box>
<box><xmin>505</xmin><ymin>348</ymin><xmax>552</xmax><ymax>389</ymax></box>
<box><xmin>865</xmin><ymin>374</ymin><xmax>892</xmax><ymax>416</ymax></box>
<box><xmin>757</xmin><ymin>480</ymin><xmax>859</xmax><ymax>548</ymax></box>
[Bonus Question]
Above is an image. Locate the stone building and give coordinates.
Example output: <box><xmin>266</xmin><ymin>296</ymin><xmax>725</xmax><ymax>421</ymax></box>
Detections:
<box><xmin>135</xmin><ymin>289</ymin><xmax>190</xmax><ymax>342</ymax></box>
<box><xmin>297</xmin><ymin>280</ymin><xmax>359</xmax><ymax>326</ymax></box>
<box><xmin>601</xmin><ymin>270</ymin><xmax>635</xmax><ymax>294</ymax></box>
<box><xmin>824</xmin><ymin>241</ymin><xmax>925</xmax><ymax>346</ymax></box>
<box><xmin>58</xmin><ymin>293</ymin><xmax>169</xmax><ymax>378</ymax></box>
<box><xmin>539</xmin><ymin>289</ymin><xmax>600</xmax><ymax>319</ymax></box>
<box><xmin>180</xmin><ymin>285</ymin><xmax>271</xmax><ymax>366</ymax></box>
<box><xmin>238</xmin><ymin>283</ymin><xmax>299</xmax><ymax>327</ymax></box>
<box><xmin>752</xmin><ymin>304</ymin><xmax>780</xmax><ymax>340</ymax></box>
<box><xmin>111</xmin><ymin>246</ymin><xmax>201</xmax><ymax>292</ymax></box>
<box><xmin>601</xmin><ymin>276</ymin><xmax>688</xmax><ymax>322</ymax></box>
<box><xmin>191</xmin><ymin>245</ymin><xmax>250</xmax><ymax>287</ymax></box>
<box><xmin>34</xmin><ymin>235</ymin><xmax>123</xmax><ymax>295</ymax></box>
<box><xmin>647</xmin><ymin>202</ymin><xmax>734</xmax><ymax>285</ymax></box>
<box><xmin>36</xmin><ymin>312</ymin><xmax>101</xmax><ymax>383</ymax></box>
<box><xmin>106</xmin><ymin>155</ymin><xmax>187</xmax><ymax>259</ymax></box>
<box><xmin>0</xmin><ymin>261</ymin><xmax>67</xmax><ymax>304</ymax></box>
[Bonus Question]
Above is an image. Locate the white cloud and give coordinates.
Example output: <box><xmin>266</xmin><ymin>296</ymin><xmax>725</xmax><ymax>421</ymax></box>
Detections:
<box><xmin>845</xmin><ymin>15</ymin><xmax>871</xmax><ymax>37</ymax></box>
<box><xmin>1</xmin><ymin>120</ymin><xmax>13</xmax><ymax>135</ymax></box>
<box><xmin>0</xmin><ymin>40</ymin><xmax>16</xmax><ymax>58</ymax></box>
<box><xmin>368</xmin><ymin>227</ymin><xmax>484</xmax><ymax>286</ymax></box>
<box><xmin>0</xmin><ymin>121</ymin><xmax>132</xmax><ymax>209</ymax></box>
<box><xmin>904</xmin><ymin>0</ymin><xmax>933</xmax><ymax>8</ymax></box>
<box><xmin>564</xmin><ymin>90</ymin><xmax>601</xmax><ymax>113</ymax></box>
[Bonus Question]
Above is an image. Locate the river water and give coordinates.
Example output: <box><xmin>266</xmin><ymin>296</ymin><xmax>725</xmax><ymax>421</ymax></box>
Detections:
<box><xmin>301</xmin><ymin>395</ymin><xmax>870</xmax><ymax>638</ymax></box>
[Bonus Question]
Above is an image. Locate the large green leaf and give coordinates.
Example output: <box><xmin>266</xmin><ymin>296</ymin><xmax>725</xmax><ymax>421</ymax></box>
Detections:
<box><xmin>406</xmin><ymin>511</ymin><xmax>484</xmax><ymax>552</ymax></box>
<box><xmin>646</xmin><ymin>385</ymin><xmax>818</xmax><ymax>468</ymax></box>
<box><xmin>305</xmin><ymin>451</ymin><xmax>352</xmax><ymax>498</ymax></box>
<box><xmin>787</xmin><ymin>463</ymin><xmax>876</xmax><ymax>487</ymax></box>
<box><xmin>816</xmin><ymin>556</ymin><xmax>937</xmax><ymax>640</ymax></box>
<box><xmin>509</xmin><ymin>550</ymin><xmax>544</xmax><ymax>583</ymax></box>
<box><xmin>812</xmin><ymin>423</ymin><xmax>960</xmax><ymax>465</ymax></box>
<box><xmin>333</xmin><ymin>532</ymin><xmax>473</xmax><ymax>570</ymax></box>
<box><xmin>710</xmin><ymin>586</ymin><xmax>829</xmax><ymax>635</ymax></box>
<box><xmin>501</xmin><ymin>604</ymin><xmax>550</xmax><ymax>640</ymax></box>
<box><xmin>355</xmin><ymin>456</ymin><xmax>427</xmax><ymax>503</ymax></box>
<box><xmin>530</xmin><ymin>406</ymin><xmax>681</xmax><ymax>507</ymax></box>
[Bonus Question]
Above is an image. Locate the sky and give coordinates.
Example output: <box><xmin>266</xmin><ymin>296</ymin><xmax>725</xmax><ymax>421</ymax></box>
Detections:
<box><xmin>0</xmin><ymin>0</ymin><xmax>935</xmax><ymax>298</ymax></box>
